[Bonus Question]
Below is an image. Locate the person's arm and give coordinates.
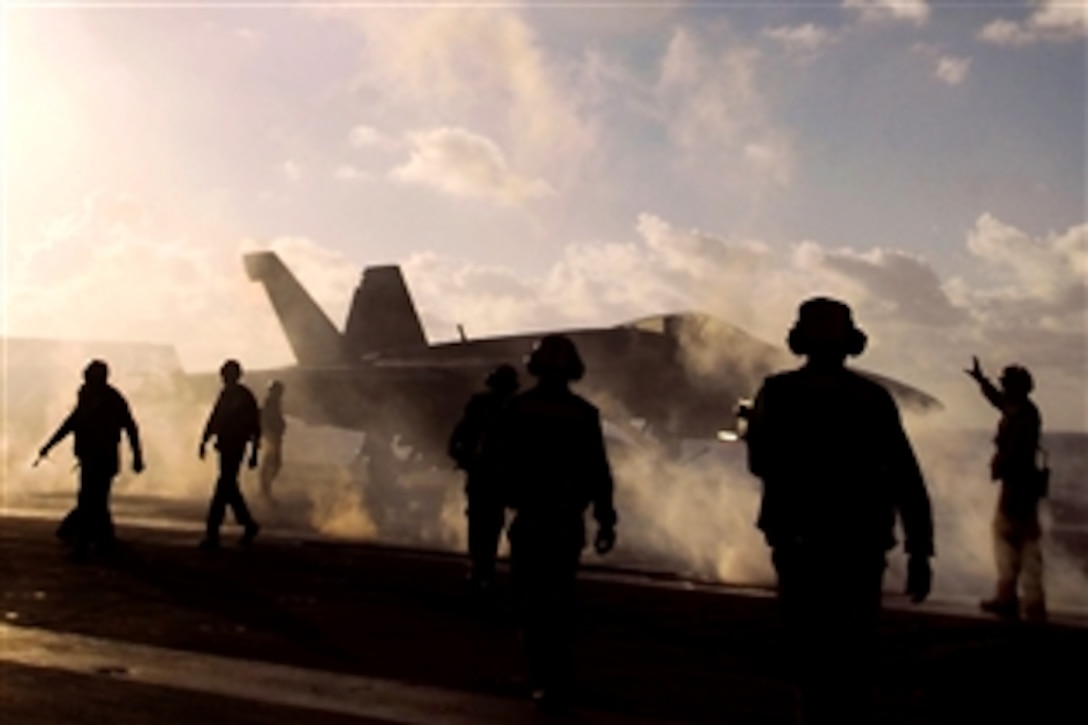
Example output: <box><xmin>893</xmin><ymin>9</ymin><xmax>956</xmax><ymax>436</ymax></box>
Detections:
<box><xmin>883</xmin><ymin>393</ymin><xmax>934</xmax><ymax>602</ymax></box>
<box><xmin>120</xmin><ymin>396</ymin><xmax>144</xmax><ymax>473</ymax></box>
<box><xmin>588</xmin><ymin>410</ymin><xmax>618</xmax><ymax>554</ymax></box>
<box><xmin>199</xmin><ymin>395</ymin><xmax>221</xmax><ymax>459</ymax></box>
<box><xmin>39</xmin><ymin>410</ymin><xmax>77</xmax><ymax>459</ymax></box>
<box><xmin>965</xmin><ymin>356</ymin><xmax>1004</xmax><ymax>411</ymax></box>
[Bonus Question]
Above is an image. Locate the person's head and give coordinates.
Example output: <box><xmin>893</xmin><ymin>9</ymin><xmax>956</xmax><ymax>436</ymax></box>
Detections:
<box><xmin>220</xmin><ymin>359</ymin><xmax>242</xmax><ymax>385</ymax></box>
<box><xmin>787</xmin><ymin>297</ymin><xmax>867</xmax><ymax>365</ymax></box>
<box><xmin>82</xmin><ymin>359</ymin><xmax>109</xmax><ymax>387</ymax></box>
<box><xmin>1000</xmin><ymin>365</ymin><xmax>1033</xmax><ymax>399</ymax></box>
<box><xmin>485</xmin><ymin>364</ymin><xmax>520</xmax><ymax>395</ymax></box>
<box><xmin>526</xmin><ymin>334</ymin><xmax>585</xmax><ymax>383</ymax></box>
<box><xmin>267</xmin><ymin>379</ymin><xmax>285</xmax><ymax>399</ymax></box>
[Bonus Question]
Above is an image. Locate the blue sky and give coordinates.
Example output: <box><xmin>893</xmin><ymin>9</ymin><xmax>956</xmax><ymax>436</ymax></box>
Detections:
<box><xmin>5</xmin><ymin>1</ymin><xmax>1086</xmax><ymax>428</ymax></box>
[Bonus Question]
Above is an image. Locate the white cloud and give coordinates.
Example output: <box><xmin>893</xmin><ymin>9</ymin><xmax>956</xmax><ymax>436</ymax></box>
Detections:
<box><xmin>763</xmin><ymin>23</ymin><xmax>835</xmax><ymax>54</ymax></box>
<box><xmin>390</xmin><ymin>127</ymin><xmax>553</xmax><ymax>205</ymax></box>
<box><xmin>655</xmin><ymin>27</ymin><xmax>794</xmax><ymax>189</ymax></box>
<box><xmin>980</xmin><ymin>0</ymin><xmax>1088</xmax><ymax>45</ymax></box>
<box><xmin>280</xmin><ymin>160</ymin><xmax>302</xmax><ymax>182</ymax></box>
<box><xmin>348</xmin><ymin>125</ymin><xmax>393</xmax><ymax>149</ymax></box>
<box><xmin>334</xmin><ymin>165</ymin><xmax>372</xmax><ymax>182</ymax></box>
<box><xmin>400</xmin><ymin>212</ymin><xmax>1085</xmax><ymax>429</ymax></box>
<box><xmin>321</xmin><ymin>8</ymin><xmax>597</xmax><ymax>188</ymax></box>
<box><xmin>936</xmin><ymin>55</ymin><xmax>971</xmax><ymax>86</ymax></box>
<box><xmin>843</xmin><ymin>0</ymin><xmax>931</xmax><ymax>25</ymax></box>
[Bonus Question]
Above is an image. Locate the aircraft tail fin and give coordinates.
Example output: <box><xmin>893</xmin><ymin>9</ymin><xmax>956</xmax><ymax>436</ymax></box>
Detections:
<box><xmin>343</xmin><ymin>265</ymin><xmax>428</xmax><ymax>356</ymax></box>
<box><xmin>244</xmin><ymin>252</ymin><xmax>347</xmax><ymax>366</ymax></box>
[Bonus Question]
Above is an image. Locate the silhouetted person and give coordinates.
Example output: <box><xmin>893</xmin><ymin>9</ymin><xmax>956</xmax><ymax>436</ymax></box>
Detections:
<box><xmin>39</xmin><ymin>359</ymin><xmax>144</xmax><ymax>558</ymax></box>
<box><xmin>448</xmin><ymin>364</ymin><xmax>520</xmax><ymax>590</ymax></box>
<box><xmin>482</xmin><ymin>335</ymin><xmax>617</xmax><ymax>715</ymax></box>
<box><xmin>259</xmin><ymin>380</ymin><xmax>286</xmax><ymax>502</ymax></box>
<box><xmin>199</xmin><ymin>359</ymin><xmax>261</xmax><ymax>550</ymax></box>
<box><xmin>966</xmin><ymin>357</ymin><xmax>1046</xmax><ymax>622</ymax></box>
<box><xmin>745</xmin><ymin>298</ymin><xmax>934</xmax><ymax>725</ymax></box>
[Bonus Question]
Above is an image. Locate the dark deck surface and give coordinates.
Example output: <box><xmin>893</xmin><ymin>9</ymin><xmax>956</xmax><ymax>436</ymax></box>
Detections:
<box><xmin>0</xmin><ymin>513</ymin><xmax>1085</xmax><ymax>724</ymax></box>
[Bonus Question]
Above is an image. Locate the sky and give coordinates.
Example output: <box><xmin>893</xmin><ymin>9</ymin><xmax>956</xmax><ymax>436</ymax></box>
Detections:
<box><xmin>3</xmin><ymin>1</ymin><xmax>1086</xmax><ymax>430</ymax></box>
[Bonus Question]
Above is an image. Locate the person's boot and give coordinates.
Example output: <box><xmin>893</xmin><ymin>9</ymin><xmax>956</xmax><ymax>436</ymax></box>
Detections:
<box><xmin>198</xmin><ymin>536</ymin><xmax>221</xmax><ymax>551</ymax></box>
<box><xmin>240</xmin><ymin>522</ymin><xmax>260</xmax><ymax>546</ymax></box>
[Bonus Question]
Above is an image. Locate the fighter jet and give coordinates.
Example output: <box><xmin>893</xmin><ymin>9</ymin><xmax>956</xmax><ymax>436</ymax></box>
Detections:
<box><xmin>215</xmin><ymin>251</ymin><xmax>939</xmax><ymax>464</ymax></box>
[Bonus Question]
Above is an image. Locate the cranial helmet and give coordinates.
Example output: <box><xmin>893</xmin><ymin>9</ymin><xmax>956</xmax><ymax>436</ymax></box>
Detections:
<box><xmin>485</xmin><ymin>364</ymin><xmax>520</xmax><ymax>393</ymax></box>
<box><xmin>1001</xmin><ymin>365</ymin><xmax>1034</xmax><ymax>396</ymax></box>
<box><xmin>787</xmin><ymin>297</ymin><xmax>867</xmax><ymax>357</ymax></box>
<box><xmin>83</xmin><ymin>359</ymin><xmax>109</xmax><ymax>386</ymax></box>
<box><xmin>526</xmin><ymin>334</ymin><xmax>585</xmax><ymax>382</ymax></box>
<box><xmin>268</xmin><ymin>379</ymin><xmax>285</xmax><ymax>395</ymax></box>
<box><xmin>220</xmin><ymin>359</ymin><xmax>242</xmax><ymax>383</ymax></box>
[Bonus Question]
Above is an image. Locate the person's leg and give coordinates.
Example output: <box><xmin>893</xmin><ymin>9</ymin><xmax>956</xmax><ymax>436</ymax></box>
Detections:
<box><xmin>1020</xmin><ymin>516</ymin><xmax>1046</xmax><ymax>621</ymax></box>
<box><xmin>203</xmin><ymin>449</ymin><xmax>242</xmax><ymax>546</ymax></box>
<box><xmin>467</xmin><ymin>493</ymin><xmax>504</xmax><ymax>586</ymax></box>
<box><xmin>985</xmin><ymin>512</ymin><xmax>1022</xmax><ymax>617</ymax></box>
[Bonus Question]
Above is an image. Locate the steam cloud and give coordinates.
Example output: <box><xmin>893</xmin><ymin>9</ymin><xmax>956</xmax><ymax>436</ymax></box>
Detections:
<box><xmin>3</xmin><ymin>192</ymin><xmax>1086</xmax><ymax>612</ymax></box>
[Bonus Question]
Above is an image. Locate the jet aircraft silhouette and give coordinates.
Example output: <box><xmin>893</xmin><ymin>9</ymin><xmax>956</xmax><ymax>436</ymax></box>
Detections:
<box><xmin>193</xmin><ymin>251</ymin><xmax>940</xmax><ymax>463</ymax></box>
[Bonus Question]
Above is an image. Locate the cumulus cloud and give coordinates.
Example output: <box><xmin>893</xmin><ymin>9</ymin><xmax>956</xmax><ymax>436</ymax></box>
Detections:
<box><xmin>843</xmin><ymin>0</ymin><xmax>931</xmax><ymax>25</ymax></box>
<box><xmin>979</xmin><ymin>0</ymin><xmax>1088</xmax><ymax>45</ymax></box>
<box><xmin>320</xmin><ymin>7</ymin><xmax>597</xmax><ymax>189</ymax></box>
<box><xmin>763</xmin><ymin>23</ymin><xmax>835</xmax><ymax>54</ymax></box>
<box><xmin>655</xmin><ymin>27</ymin><xmax>794</xmax><ymax>189</ymax></box>
<box><xmin>935</xmin><ymin>55</ymin><xmax>971</xmax><ymax>85</ymax></box>
<box><xmin>348</xmin><ymin>124</ymin><xmax>394</xmax><ymax>149</ymax></box>
<box><xmin>280</xmin><ymin>160</ymin><xmax>302</xmax><ymax>182</ymax></box>
<box><xmin>390</xmin><ymin>127</ymin><xmax>553</xmax><ymax>205</ymax></box>
<box><xmin>334</xmin><ymin>165</ymin><xmax>372</xmax><ymax>182</ymax></box>
<box><xmin>5</xmin><ymin>191</ymin><xmax>357</xmax><ymax>371</ymax></box>
<box><xmin>9</xmin><ymin>192</ymin><xmax>1084</xmax><ymax>429</ymax></box>
<box><xmin>400</xmin><ymin>213</ymin><xmax>1084</xmax><ymax>429</ymax></box>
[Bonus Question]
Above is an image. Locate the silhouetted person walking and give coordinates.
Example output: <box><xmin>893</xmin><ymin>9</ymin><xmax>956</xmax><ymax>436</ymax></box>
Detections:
<box><xmin>199</xmin><ymin>359</ymin><xmax>261</xmax><ymax>550</ymax></box>
<box><xmin>259</xmin><ymin>380</ymin><xmax>286</xmax><ymax>503</ymax></box>
<box><xmin>39</xmin><ymin>359</ymin><xmax>144</xmax><ymax>558</ymax></box>
<box><xmin>966</xmin><ymin>357</ymin><xmax>1046</xmax><ymax>622</ymax></box>
<box><xmin>746</xmin><ymin>298</ymin><xmax>934</xmax><ymax>725</ymax></box>
<box><xmin>482</xmin><ymin>335</ymin><xmax>617</xmax><ymax>715</ymax></box>
<box><xmin>448</xmin><ymin>363</ymin><xmax>520</xmax><ymax>590</ymax></box>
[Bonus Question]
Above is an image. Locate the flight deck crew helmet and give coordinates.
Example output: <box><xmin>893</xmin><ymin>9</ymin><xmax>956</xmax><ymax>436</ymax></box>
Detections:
<box><xmin>485</xmin><ymin>364</ymin><xmax>520</xmax><ymax>394</ymax></box>
<box><xmin>220</xmin><ymin>359</ymin><xmax>243</xmax><ymax>384</ymax></box>
<box><xmin>83</xmin><ymin>359</ymin><xmax>109</xmax><ymax>386</ymax></box>
<box><xmin>1000</xmin><ymin>365</ymin><xmax>1033</xmax><ymax>397</ymax></box>
<box><xmin>268</xmin><ymin>379</ymin><xmax>285</xmax><ymax>396</ymax></box>
<box><xmin>787</xmin><ymin>297</ymin><xmax>867</xmax><ymax>357</ymax></box>
<box><xmin>526</xmin><ymin>334</ymin><xmax>585</xmax><ymax>382</ymax></box>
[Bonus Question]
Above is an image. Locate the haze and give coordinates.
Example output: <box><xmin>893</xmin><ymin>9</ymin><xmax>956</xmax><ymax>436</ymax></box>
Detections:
<box><xmin>4</xmin><ymin>1</ymin><xmax>1085</xmax><ymax>430</ymax></box>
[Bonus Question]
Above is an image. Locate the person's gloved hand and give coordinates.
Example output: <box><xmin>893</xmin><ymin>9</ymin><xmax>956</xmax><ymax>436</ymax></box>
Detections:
<box><xmin>594</xmin><ymin>526</ymin><xmax>616</xmax><ymax>555</ymax></box>
<box><xmin>248</xmin><ymin>451</ymin><xmax>259</xmax><ymax>470</ymax></box>
<box><xmin>906</xmin><ymin>555</ymin><xmax>932</xmax><ymax>603</ymax></box>
<box><xmin>133</xmin><ymin>455</ymin><xmax>145</xmax><ymax>474</ymax></box>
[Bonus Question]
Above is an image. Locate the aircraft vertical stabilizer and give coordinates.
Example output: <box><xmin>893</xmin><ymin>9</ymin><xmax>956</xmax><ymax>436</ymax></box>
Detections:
<box><xmin>244</xmin><ymin>252</ymin><xmax>346</xmax><ymax>366</ymax></box>
<box><xmin>343</xmin><ymin>266</ymin><xmax>428</xmax><ymax>357</ymax></box>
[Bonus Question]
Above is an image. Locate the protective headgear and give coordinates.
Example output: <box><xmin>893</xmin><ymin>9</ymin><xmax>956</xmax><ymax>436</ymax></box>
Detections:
<box><xmin>485</xmin><ymin>364</ymin><xmax>519</xmax><ymax>393</ymax></box>
<box><xmin>526</xmin><ymin>334</ymin><xmax>585</xmax><ymax>382</ymax></box>
<box><xmin>1000</xmin><ymin>365</ymin><xmax>1033</xmax><ymax>396</ymax></box>
<box><xmin>83</xmin><ymin>359</ymin><xmax>109</xmax><ymax>386</ymax></box>
<box><xmin>220</xmin><ymin>359</ymin><xmax>242</xmax><ymax>383</ymax></box>
<box><xmin>268</xmin><ymin>379</ymin><xmax>285</xmax><ymax>395</ymax></box>
<box><xmin>787</xmin><ymin>297</ymin><xmax>867</xmax><ymax>357</ymax></box>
